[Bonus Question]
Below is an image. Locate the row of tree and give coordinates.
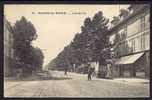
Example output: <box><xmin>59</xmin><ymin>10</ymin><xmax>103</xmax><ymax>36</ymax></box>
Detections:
<box><xmin>11</xmin><ymin>16</ymin><xmax>44</xmax><ymax>76</ymax></box>
<box><xmin>48</xmin><ymin>11</ymin><xmax>112</xmax><ymax>70</ymax></box>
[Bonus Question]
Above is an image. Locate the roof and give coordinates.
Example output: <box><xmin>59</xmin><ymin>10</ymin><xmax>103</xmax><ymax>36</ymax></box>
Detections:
<box><xmin>108</xmin><ymin>4</ymin><xmax>149</xmax><ymax>36</ymax></box>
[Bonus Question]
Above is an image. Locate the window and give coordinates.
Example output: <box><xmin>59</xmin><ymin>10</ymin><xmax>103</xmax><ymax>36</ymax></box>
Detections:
<box><xmin>144</xmin><ymin>32</ymin><xmax>150</xmax><ymax>50</ymax></box>
<box><xmin>116</xmin><ymin>41</ymin><xmax>129</xmax><ymax>56</ymax></box>
<box><xmin>134</xmin><ymin>35</ymin><xmax>142</xmax><ymax>52</ymax></box>
<box><xmin>133</xmin><ymin>39</ymin><xmax>135</xmax><ymax>52</ymax></box>
<box><xmin>127</xmin><ymin>39</ymin><xmax>134</xmax><ymax>53</ymax></box>
<box><xmin>11</xmin><ymin>49</ymin><xmax>14</xmax><ymax>58</ymax></box>
<box><xmin>125</xmin><ymin>41</ymin><xmax>129</xmax><ymax>54</ymax></box>
<box><xmin>119</xmin><ymin>43</ymin><xmax>122</xmax><ymax>56</ymax></box>
<box><xmin>145</xmin><ymin>13</ymin><xmax>150</xmax><ymax>29</ymax></box>
<box><xmin>127</xmin><ymin>19</ymin><xmax>140</xmax><ymax>37</ymax></box>
<box><xmin>140</xmin><ymin>13</ymin><xmax>150</xmax><ymax>32</ymax></box>
<box><xmin>141</xmin><ymin>33</ymin><xmax>145</xmax><ymax>50</ymax></box>
<box><xmin>121</xmin><ymin>41</ymin><xmax>127</xmax><ymax>55</ymax></box>
<box><xmin>132</xmin><ymin>31</ymin><xmax>150</xmax><ymax>52</ymax></box>
<box><xmin>118</xmin><ymin>40</ymin><xmax>130</xmax><ymax>55</ymax></box>
<box><xmin>115</xmin><ymin>44</ymin><xmax>121</xmax><ymax>57</ymax></box>
<box><xmin>140</xmin><ymin>16</ymin><xmax>145</xmax><ymax>32</ymax></box>
<box><xmin>118</xmin><ymin>25</ymin><xmax>127</xmax><ymax>40</ymax></box>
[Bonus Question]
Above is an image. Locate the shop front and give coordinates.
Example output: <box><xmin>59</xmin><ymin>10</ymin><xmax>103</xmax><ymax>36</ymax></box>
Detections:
<box><xmin>113</xmin><ymin>52</ymin><xmax>149</xmax><ymax>78</ymax></box>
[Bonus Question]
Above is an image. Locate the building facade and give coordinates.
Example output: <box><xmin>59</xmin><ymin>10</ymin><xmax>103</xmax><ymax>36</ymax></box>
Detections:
<box><xmin>109</xmin><ymin>4</ymin><xmax>150</xmax><ymax>78</ymax></box>
<box><xmin>4</xmin><ymin>17</ymin><xmax>14</xmax><ymax>77</ymax></box>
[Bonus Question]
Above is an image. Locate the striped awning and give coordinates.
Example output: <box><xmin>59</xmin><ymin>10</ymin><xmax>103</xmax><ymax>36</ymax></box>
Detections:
<box><xmin>115</xmin><ymin>52</ymin><xmax>144</xmax><ymax>65</ymax></box>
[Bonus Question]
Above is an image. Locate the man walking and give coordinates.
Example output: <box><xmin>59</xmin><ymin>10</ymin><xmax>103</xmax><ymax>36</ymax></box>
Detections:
<box><xmin>88</xmin><ymin>67</ymin><xmax>93</xmax><ymax>80</ymax></box>
<box><xmin>88</xmin><ymin>61</ymin><xmax>95</xmax><ymax>80</ymax></box>
<box><xmin>64</xmin><ymin>67</ymin><xmax>68</xmax><ymax>75</ymax></box>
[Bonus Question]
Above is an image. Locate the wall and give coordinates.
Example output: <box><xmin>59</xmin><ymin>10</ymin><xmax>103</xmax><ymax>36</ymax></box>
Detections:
<box><xmin>111</xmin><ymin>8</ymin><xmax>150</xmax><ymax>57</ymax></box>
<box><xmin>4</xmin><ymin>18</ymin><xmax>14</xmax><ymax>77</ymax></box>
<box><xmin>109</xmin><ymin>6</ymin><xmax>150</xmax><ymax>78</ymax></box>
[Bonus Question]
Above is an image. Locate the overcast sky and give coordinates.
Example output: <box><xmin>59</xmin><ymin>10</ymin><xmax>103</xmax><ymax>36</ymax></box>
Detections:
<box><xmin>4</xmin><ymin>4</ymin><xmax>129</xmax><ymax>66</ymax></box>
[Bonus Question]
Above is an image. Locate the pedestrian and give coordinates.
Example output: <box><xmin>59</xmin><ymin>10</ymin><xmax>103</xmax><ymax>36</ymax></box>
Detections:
<box><xmin>88</xmin><ymin>66</ymin><xmax>95</xmax><ymax>80</ymax></box>
<box><xmin>105</xmin><ymin>59</ymin><xmax>113</xmax><ymax>79</ymax></box>
<box><xmin>88</xmin><ymin>67</ymin><xmax>91</xmax><ymax>80</ymax></box>
<box><xmin>16</xmin><ymin>68</ymin><xmax>22</xmax><ymax>78</ymax></box>
<box><xmin>64</xmin><ymin>67</ymin><xmax>68</xmax><ymax>75</ymax></box>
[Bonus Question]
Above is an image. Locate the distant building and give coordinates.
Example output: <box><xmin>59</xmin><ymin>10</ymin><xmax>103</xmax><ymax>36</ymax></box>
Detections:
<box><xmin>4</xmin><ymin>17</ymin><xmax>14</xmax><ymax>77</ymax></box>
<box><xmin>108</xmin><ymin>4</ymin><xmax>150</xmax><ymax>78</ymax></box>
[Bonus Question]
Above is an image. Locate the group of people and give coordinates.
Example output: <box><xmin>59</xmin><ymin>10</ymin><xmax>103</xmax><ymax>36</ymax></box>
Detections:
<box><xmin>64</xmin><ymin>59</ymin><xmax>113</xmax><ymax>80</ymax></box>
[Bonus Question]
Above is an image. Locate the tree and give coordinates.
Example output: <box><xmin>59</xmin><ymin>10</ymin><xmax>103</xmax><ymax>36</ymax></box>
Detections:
<box><xmin>13</xmin><ymin>16</ymin><xmax>37</xmax><ymax>61</ymax></box>
<box><xmin>30</xmin><ymin>47</ymin><xmax>44</xmax><ymax>71</ymax></box>
<box><xmin>86</xmin><ymin>11</ymin><xmax>109</xmax><ymax>62</ymax></box>
<box><xmin>12</xmin><ymin>16</ymin><xmax>42</xmax><ymax>75</ymax></box>
<box><xmin>48</xmin><ymin>11</ymin><xmax>110</xmax><ymax>70</ymax></box>
<box><xmin>114</xmin><ymin>33</ymin><xmax>121</xmax><ymax>45</ymax></box>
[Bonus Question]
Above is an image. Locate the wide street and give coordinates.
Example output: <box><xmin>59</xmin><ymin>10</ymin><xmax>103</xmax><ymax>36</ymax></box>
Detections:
<box><xmin>4</xmin><ymin>70</ymin><xmax>149</xmax><ymax>98</ymax></box>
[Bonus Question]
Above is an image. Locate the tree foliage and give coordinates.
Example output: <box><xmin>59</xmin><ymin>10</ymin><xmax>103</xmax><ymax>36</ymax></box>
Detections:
<box><xmin>48</xmin><ymin>11</ymin><xmax>110</xmax><ymax>70</ymax></box>
<box><xmin>12</xmin><ymin>16</ymin><xmax>43</xmax><ymax>74</ymax></box>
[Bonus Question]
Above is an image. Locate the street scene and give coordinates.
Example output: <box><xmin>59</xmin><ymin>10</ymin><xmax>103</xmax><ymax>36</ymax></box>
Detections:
<box><xmin>4</xmin><ymin>71</ymin><xmax>149</xmax><ymax>97</ymax></box>
<box><xmin>4</xmin><ymin>4</ymin><xmax>150</xmax><ymax>98</ymax></box>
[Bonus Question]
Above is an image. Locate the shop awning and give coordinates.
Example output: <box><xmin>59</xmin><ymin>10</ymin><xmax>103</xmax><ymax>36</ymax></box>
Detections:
<box><xmin>115</xmin><ymin>52</ymin><xmax>144</xmax><ymax>65</ymax></box>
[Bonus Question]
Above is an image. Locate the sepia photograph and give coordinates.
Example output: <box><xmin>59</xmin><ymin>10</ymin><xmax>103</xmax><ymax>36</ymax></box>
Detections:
<box><xmin>4</xmin><ymin>4</ymin><xmax>150</xmax><ymax>98</ymax></box>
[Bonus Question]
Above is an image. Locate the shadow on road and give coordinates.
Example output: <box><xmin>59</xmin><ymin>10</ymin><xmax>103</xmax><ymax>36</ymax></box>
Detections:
<box><xmin>5</xmin><ymin>76</ymin><xmax>72</xmax><ymax>82</ymax></box>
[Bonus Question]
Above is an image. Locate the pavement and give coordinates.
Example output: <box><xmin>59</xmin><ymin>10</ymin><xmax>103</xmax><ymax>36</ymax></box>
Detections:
<box><xmin>112</xmin><ymin>78</ymin><xmax>149</xmax><ymax>84</ymax></box>
<box><xmin>4</xmin><ymin>70</ymin><xmax>150</xmax><ymax>98</ymax></box>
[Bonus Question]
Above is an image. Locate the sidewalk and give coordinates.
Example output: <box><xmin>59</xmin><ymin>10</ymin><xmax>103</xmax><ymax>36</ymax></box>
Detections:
<box><xmin>112</xmin><ymin>78</ymin><xmax>149</xmax><ymax>84</ymax></box>
<box><xmin>67</xmin><ymin>72</ymin><xmax>150</xmax><ymax>85</ymax></box>
<box><xmin>4</xmin><ymin>74</ymin><xmax>40</xmax><ymax>81</ymax></box>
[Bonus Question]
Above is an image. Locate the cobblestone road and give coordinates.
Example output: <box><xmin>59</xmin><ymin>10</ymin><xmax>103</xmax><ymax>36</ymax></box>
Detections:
<box><xmin>4</xmin><ymin>71</ymin><xmax>150</xmax><ymax>98</ymax></box>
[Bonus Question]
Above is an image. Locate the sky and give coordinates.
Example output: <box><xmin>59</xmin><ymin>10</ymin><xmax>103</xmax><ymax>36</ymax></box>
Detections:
<box><xmin>4</xmin><ymin>4</ymin><xmax>129</xmax><ymax>67</ymax></box>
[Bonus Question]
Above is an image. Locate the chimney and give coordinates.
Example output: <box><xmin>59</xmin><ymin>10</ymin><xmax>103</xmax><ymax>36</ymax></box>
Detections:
<box><xmin>119</xmin><ymin>9</ymin><xmax>129</xmax><ymax>20</ymax></box>
<box><xmin>128</xmin><ymin>4</ymin><xmax>148</xmax><ymax>14</ymax></box>
<box><xmin>111</xmin><ymin>16</ymin><xmax>120</xmax><ymax>26</ymax></box>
